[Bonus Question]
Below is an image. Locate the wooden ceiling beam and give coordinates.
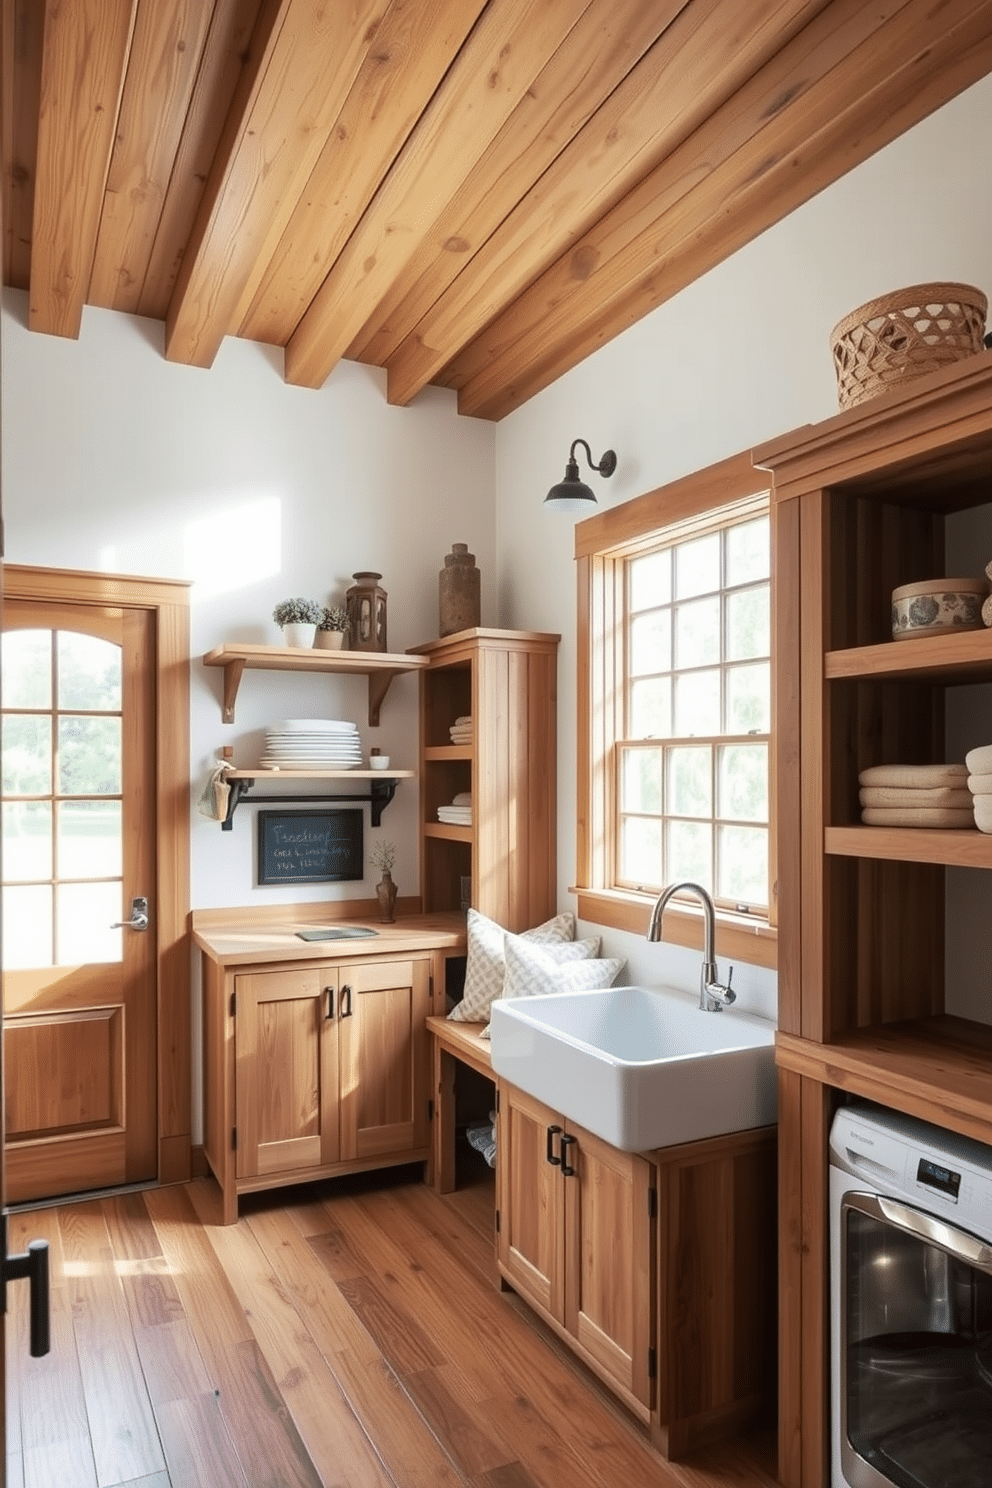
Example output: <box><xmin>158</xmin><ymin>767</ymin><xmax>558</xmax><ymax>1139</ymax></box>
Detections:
<box><xmin>88</xmin><ymin>0</ymin><xmax>214</xmax><ymax>315</ymax></box>
<box><xmin>451</xmin><ymin>0</ymin><xmax>992</xmax><ymax>421</ymax></box>
<box><xmin>347</xmin><ymin>0</ymin><xmax>694</xmax><ymax>371</ymax></box>
<box><xmin>28</xmin><ymin>0</ymin><xmax>137</xmax><ymax>340</ymax></box>
<box><xmin>283</xmin><ymin>0</ymin><xmax>596</xmax><ymax>390</ymax></box>
<box><xmin>2</xmin><ymin>0</ymin><xmax>45</xmax><ymax>291</ymax></box>
<box><xmin>164</xmin><ymin>0</ymin><xmax>389</xmax><ymax>369</ymax></box>
<box><xmin>137</xmin><ymin>0</ymin><xmax>263</xmax><ymax>320</ymax></box>
<box><xmin>383</xmin><ymin>0</ymin><xmax>828</xmax><ymax>409</ymax></box>
<box><xmin>237</xmin><ymin>0</ymin><xmax>488</xmax><ymax>348</ymax></box>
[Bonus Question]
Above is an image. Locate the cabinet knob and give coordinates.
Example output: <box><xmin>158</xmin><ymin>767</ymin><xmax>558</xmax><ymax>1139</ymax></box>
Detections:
<box><xmin>341</xmin><ymin>985</ymin><xmax>353</xmax><ymax>1017</ymax></box>
<box><xmin>325</xmin><ymin>986</ymin><xmax>335</xmax><ymax>1019</ymax></box>
<box><xmin>559</xmin><ymin>1132</ymin><xmax>577</xmax><ymax>1177</ymax></box>
<box><xmin>546</xmin><ymin>1125</ymin><xmax>562</xmax><ymax>1166</ymax></box>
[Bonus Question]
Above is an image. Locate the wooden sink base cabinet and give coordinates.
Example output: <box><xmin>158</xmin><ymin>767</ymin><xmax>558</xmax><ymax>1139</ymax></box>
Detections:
<box><xmin>435</xmin><ymin>1027</ymin><xmax>778</xmax><ymax>1460</ymax></box>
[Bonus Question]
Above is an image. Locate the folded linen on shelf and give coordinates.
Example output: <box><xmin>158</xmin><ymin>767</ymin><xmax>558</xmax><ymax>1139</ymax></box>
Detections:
<box><xmin>858</xmin><ymin>763</ymin><xmax>968</xmax><ymax>789</ymax></box>
<box><xmin>858</xmin><ymin>785</ymin><xmax>974</xmax><ymax>808</ymax></box>
<box><xmin>965</xmin><ymin>743</ymin><xmax>992</xmax><ymax>775</ymax></box>
<box><xmin>968</xmin><ymin>774</ymin><xmax>992</xmax><ymax>795</ymax></box>
<box><xmin>452</xmin><ymin>792</ymin><xmax>472</xmax><ymax>806</ymax></box>
<box><xmin>860</xmin><ymin>807</ymin><xmax>975</xmax><ymax>828</ymax></box>
<box><xmin>438</xmin><ymin>807</ymin><xmax>472</xmax><ymax>824</ymax></box>
<box><xmin>975</xmin><ymin>797</ymin><xmax>992</xmax><ymax>833</ymax></box>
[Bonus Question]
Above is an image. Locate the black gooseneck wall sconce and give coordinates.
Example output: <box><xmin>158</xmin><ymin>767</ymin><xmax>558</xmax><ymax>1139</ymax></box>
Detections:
<box><xmin>544</xmin><ymin>439</ymin><xmax>617</xmax><ymax>511</ymax></box>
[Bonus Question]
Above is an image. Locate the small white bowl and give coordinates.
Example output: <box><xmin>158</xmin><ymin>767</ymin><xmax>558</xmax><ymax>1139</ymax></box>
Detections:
<box><xmin>369</xmin><ymin>755</ymin><xmax>391</xmax><ymax>770</ymax></box>
<box><xmin>891</xmin><ymin>577</ymin><xmax>988</xmax><ymax>640</ymax></box>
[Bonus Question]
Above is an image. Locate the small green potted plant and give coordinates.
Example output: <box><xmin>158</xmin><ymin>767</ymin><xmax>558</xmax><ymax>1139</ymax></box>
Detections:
<box><xmin>272</xmin><ymin>596</ymin><xmax>323</xmax><ymax>648</ymax></box>
<box><xmin>315</xmin><ymin>603</ymin><xmax>349</xmax><ymax>651</ymax></box>
<box><xmin>369</xmin><ymin>840</ymin><xmax>397</xmax><ymax>922</ymax></box>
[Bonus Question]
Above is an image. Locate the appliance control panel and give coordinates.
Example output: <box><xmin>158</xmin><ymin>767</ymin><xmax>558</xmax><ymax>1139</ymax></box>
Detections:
<box><xmin>830</xmin><ymin>1104</ymin><xmax>992</xmax><ymax>1242</ymax></box>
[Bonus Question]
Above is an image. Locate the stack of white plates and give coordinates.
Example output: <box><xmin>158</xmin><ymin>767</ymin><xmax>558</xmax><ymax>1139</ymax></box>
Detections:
<box><xmin>259</xmin><ymin>719</ymin><xmax>363</xmax><ymax>770</ymax></box>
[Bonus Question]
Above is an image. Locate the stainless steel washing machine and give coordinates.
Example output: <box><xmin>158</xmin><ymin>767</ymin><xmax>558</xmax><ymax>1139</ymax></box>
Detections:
<box><xmin>830</xmin><ymin>1103</ymin><xmax>992</xmax><ymax>1488</ymax></box>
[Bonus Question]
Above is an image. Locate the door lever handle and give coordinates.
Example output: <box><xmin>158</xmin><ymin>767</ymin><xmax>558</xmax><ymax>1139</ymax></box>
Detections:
<box><xmin>2</xmin><ymin>1216</ymin><xmax>50</xmax><ymax>1357</ymax></box>
<box><xmin>111</xmin><ymin>896</ymin><xmax>149</xmax><ymax>931</ymax></box>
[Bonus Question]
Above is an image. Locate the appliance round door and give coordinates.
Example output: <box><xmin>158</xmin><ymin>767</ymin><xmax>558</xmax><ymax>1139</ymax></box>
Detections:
<box><xmin>839</xmin><ymin>1190</ymin><xmax>992</xmax><ymax>1488</ymax></box>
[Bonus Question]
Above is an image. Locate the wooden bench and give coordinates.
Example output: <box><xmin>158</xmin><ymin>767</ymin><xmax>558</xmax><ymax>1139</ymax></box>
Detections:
<box><xmin>426</xmin><ymin>1014</ymin><xmax>493</xmax><ymax>1193</ymax></box>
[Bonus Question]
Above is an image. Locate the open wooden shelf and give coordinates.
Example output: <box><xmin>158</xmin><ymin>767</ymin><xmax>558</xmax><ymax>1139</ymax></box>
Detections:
<box><xmin>226</xmin><ymin>768</ymin><xmax>414</xmax><ymax>781</ymax></box>
<box><xmin>203</xmin><ymin>642</ymin><xmax>428</xmax><ymax>725</ymax></box>
<box><xmin>825</xmin><ymin>626</ymin><xmax>992</xmax><ymax>683</ymax></box>
<box><xmin>825</xmin><ymin>824</ymin><xmax>992</xmax><ymax>868</ymax></box>
<box><xmin>776</xmin><ymin>1017</ymin><xmax>992</xmax><ymax>1147</ymax></box>
<box><xmin>423</xmin><ymin>745</ymin><xmax>473</xmax><ymax>762</ymax></box>
<box><xmin>424</xmin><ymin>821</ymin><xmax>473</xmax><ymax>843</ymax></box>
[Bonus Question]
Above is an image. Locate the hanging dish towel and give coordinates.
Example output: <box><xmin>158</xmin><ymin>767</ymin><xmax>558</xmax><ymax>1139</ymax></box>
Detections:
<box><xmin>197</xmin><ymin>762</ymin><xmax>233</xmax><ymax>820</ymax></box>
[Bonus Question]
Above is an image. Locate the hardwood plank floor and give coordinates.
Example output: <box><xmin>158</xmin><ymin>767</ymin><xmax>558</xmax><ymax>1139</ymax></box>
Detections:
<box><xmin>5</xmin><ymin>1156</ymin><xmax>781</xmax><ymax>1488</ymax></box>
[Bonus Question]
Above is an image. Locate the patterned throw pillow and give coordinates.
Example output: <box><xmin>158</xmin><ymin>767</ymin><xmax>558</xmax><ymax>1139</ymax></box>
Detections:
<box><xmin>499</xmin><ymin>935</ymin><xmax>625</xmax><ymax>1004</ymax></box>
<box><xmin>448</xmin><ymin>908</ymin><xmax>575</xmax><ymax>1023</ymax></box>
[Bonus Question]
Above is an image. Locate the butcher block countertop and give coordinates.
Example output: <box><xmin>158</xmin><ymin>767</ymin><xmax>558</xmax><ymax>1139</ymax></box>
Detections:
<box><xmin>192</xmin><ymin>909</ymin><xmax>467</xmax><ymax>967</ymax></box>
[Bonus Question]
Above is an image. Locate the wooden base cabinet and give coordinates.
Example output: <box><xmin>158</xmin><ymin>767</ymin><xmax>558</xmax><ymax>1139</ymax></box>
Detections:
<box><xmin>496</xmin><ymin>1083</ymin><xmax>778</xmax><ymax>1456</ymax></box>
<box><xmin>204</xmin><ymin>950</ymin><xmax>432</xmax><ymax>1223</ymax></box>
<box><xmin>496</xmin><ymin>1082</ymin><xmax>656</xmax><ymax>1415</ymax></box>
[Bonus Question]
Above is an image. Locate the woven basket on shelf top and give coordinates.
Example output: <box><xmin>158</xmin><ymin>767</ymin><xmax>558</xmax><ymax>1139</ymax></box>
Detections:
<box><xmin>830</xmin><ymin>281</ymin><xmax>987</xmax><ymax>410</ymax></box>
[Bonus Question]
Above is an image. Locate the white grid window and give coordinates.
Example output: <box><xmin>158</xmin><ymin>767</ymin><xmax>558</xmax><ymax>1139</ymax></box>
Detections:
<box><xmin>616</xmin><ymin>511</ymin><xmax>770</xmax><ymax>912</ymax></box>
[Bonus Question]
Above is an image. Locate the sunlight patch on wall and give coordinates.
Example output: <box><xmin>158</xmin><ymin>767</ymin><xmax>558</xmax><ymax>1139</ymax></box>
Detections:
<box><xmin>183</xmin><ymin>497</ymin><xmax>283</xmax><ymax>600</ymax></box>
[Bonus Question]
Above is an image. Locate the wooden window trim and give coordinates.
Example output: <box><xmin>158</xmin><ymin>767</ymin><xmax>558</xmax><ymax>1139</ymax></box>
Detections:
<box><xmin>3</xmin><ymin>563</ymin><xmax>192</xmax><ymax>1182</ymax></box>
<box><xmin>574</xmin><ymin>450</ymin><xmax>778</xmax><ymax>970</ymax></box>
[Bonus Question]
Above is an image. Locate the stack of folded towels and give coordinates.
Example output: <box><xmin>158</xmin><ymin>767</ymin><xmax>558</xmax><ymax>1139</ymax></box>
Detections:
<box><xmin>966</xmin><ymin>744</ymin><xmax>992</xmax><ymax>833</ymax></box>
<box><xmin>858</xmin><ymin>763</ymin><xmax>973</xmax><ymax>828</ymax></box>
<box><xmin>438</xmin><ymin>791</ymin><xmax>472</xmax><ymax>826</ymax></box>
<box><xmin>450</xmin><ymin>715</ymin><xmax>472</xmax><ymax>744</ymax></box>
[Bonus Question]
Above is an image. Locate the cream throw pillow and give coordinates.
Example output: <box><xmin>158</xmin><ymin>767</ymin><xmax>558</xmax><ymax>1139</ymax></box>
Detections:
<box><xmin>449</xmin><ymin>908</ymin><xmax>575</xmax><ymax>1023</ymax></box>
<box><xmin>480</xmin><ymin>938</ymin><xmax>625</xmax><ymax>1036</ymax></box>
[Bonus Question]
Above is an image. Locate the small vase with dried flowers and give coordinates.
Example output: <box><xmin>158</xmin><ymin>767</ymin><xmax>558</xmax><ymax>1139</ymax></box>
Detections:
<box><xmin>370</xmin><ymin>840</ymin><xmax>398</xmax><ymax>922</ymax></box>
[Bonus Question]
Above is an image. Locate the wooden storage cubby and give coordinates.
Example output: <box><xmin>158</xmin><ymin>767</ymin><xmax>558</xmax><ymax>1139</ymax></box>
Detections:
<box><xmin>756</xmin><ymin>355</ymin><xmax>992</xmax><ymax>1488</ymax></box>
<box><xmin>410</xmin><ymin>627</ymin><xmax>560</xmax><ymax>930</ymax></box>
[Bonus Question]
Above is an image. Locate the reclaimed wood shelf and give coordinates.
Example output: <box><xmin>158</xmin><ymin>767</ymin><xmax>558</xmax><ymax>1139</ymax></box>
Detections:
<box><xmin>776</xmin><ymin>1017</ymin><xmax>992</xmax><ymax>1147</ymax></box>
<box><xmin>423</xmin><ymin>821</ymin><xmax>473</xmax><ymax>843</ymax></box>
<box><xmin>203</xmin><ymin>643</ymin><xmax>428</xmax><ymax>725</ymax></box>
<box><xmin>825</xmin><ymin>824</ymin><xmax>992</xmax><ymax>868</ymax></box>
<box><xmin>217</xmin><ymin>768</ymin><xmax>415</xmax><ymax>829</ymax></box>
<box><xmin>825</xmin><ymin>626</ymin><xmax>992</xmax><ymax>684</ymax></box>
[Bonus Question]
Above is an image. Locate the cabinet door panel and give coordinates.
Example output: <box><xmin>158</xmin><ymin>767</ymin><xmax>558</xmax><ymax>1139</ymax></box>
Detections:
<box><xmin>564</xmin><ymin>1122</ymin><xmax>654</xmax><ymax>1406</ymax></box>
<box><xmin>496</xmin><ymin>1083</ymin><xmax>564</xmax><ymax>1321</ymax></box>
<box><xmin>235</xmin><ymin>967</ymin><xmax>339</xmax><ymax>1178</ymax></box>
<box><xmin>340</xmin><ymin>956</ymin><xmax>430</xmax><ymax>1161</ymax></box>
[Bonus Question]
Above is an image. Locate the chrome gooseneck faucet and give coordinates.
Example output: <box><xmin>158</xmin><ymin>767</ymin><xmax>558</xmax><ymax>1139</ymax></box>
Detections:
<box><xmin>647</xmin><ymin>881</ymin><xmax>736</xmax><ymax>1012</ymax></box>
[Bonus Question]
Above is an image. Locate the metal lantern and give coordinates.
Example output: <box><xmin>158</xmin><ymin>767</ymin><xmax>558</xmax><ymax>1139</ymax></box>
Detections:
<box><xmin>346</xmin><ymin>571</ymin><xmax>387</xmax><ymax>652</ymax></box>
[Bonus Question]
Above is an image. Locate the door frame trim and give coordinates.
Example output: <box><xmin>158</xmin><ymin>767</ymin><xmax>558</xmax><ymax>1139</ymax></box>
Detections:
<box><xmin>3</xmin><ymin>563</ymin><xmax>192</xmax><ymax>1183</ymax></box>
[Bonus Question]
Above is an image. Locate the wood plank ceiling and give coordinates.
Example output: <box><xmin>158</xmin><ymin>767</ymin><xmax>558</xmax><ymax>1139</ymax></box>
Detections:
<box><xmin>3</xmin><ymin>0</ymin><xmax>992</xmax><ymax>421</ymax></box>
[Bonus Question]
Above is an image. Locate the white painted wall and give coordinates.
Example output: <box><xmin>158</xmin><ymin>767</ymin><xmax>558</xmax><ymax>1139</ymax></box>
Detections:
<box><xmin>2</xmin><ymin>296</ymin><xmax>496</xmax><ymax>908</ymax></box>
<box><xmin>493</xmin><ymin>74</ymin><xmax>992</xmax><ymax>1025</ymax></box>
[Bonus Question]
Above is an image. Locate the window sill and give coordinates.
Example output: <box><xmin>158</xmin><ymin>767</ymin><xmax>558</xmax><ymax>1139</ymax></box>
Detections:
<box><xmin>572</xmin><ymin>888</ymin><xmax>777</xmax><ymax>971</ymax></box>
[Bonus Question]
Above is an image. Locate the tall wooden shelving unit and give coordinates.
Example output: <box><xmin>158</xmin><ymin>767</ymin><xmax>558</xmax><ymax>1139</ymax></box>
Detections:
<box><xmin>409</xmin><ymin>628</ymin><xmax>560</xmax><ymax>932</ymax></box>
<box><xmin>756</xmin><ymin>356</ymin><xmax>992</xmax><ymax>1488</ymax></box>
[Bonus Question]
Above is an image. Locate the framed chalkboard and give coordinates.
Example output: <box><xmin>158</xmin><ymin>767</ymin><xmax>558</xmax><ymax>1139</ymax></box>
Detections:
<box><xmin>257</xmin><ymin>809</ymin><xmax>363</xmax><ymax>885</ymax></box>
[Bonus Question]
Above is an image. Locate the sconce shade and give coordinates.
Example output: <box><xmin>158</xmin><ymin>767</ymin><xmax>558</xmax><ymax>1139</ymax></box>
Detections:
<box><xmin>545</xmin><ymin>439</ymin><xmax>617</xmax><ymax>510</ymax></box>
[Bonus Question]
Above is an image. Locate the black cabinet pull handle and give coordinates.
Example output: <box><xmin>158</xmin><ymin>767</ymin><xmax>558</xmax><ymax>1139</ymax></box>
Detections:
<box><xmin>546</xmin><ymin>1124</ymin><xmax>562</xmax><ymax>1165</ymax></box>
<box><xmin>560</xmin><ymin>1132</ymin><xmax>577</xmax><ymax>1177</ymax></box>
<box><xmin>341</xmin><ymin>984</ymin><xmax>353</xmax><ymax>1017</ymax></box>
<box><xmin>325</xmin><ymin>986</ymin><xmax>335</xmax><ymax>1019</ymax></box>
<box><xmin>2</xmin><ymin>1217</ymin><xmax>49</xmax><ymax>1357</ymax></box>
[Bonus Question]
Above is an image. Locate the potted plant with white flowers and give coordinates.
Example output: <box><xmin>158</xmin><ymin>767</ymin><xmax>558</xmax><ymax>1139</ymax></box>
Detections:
<box><xmin>272</xmin><ymin>596</ymin><xmax>323</xmax><ymax>648</ymax></box>
<box><xmin>314</xmin><ymin>604</ymin><xmax>349</xmax><ymax>651</ymax></box>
